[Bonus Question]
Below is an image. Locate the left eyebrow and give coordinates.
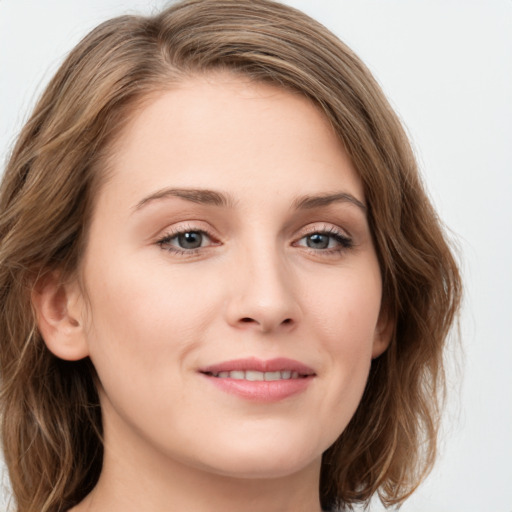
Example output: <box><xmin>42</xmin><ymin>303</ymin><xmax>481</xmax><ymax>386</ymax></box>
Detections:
<box><xmin>292</xmin><ymin>192</ymin><xmax>367</xmax><ymax>212</ymax></box>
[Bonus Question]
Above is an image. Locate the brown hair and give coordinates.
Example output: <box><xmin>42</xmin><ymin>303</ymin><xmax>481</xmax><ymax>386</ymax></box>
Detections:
<box><xmin>0</xmin><ymin>1</ymin><xmax>461</xmax><ymax>511</ymax></box>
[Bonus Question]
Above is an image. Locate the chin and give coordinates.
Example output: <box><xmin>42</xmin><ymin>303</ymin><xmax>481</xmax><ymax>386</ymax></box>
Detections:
<box><xmin>191</xmin><ymin>430</ymin><xmax>327</xmax><ymax>480</ymax></box>
<box><xmin>205</xmin><ymin>453</ymin><xmax>319</xmax><ymax>480</ymax></box>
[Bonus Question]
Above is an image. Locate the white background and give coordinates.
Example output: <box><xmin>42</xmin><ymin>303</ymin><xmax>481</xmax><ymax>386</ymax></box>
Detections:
<box><xmin>1</xmin><ymin>1</ymin><xmax>511</xmax><ymax>511</ymax></box>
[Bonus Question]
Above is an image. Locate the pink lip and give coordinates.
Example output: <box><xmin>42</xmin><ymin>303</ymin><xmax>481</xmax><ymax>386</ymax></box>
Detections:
<box><xmin>200</xmin><ymin>357</ymin><xmax>315</xmax><ymax>375</ymax></box>
<box><xmin>199</xmin><ymin>357</ymin><xmax>316</xmax><ymax>402</ymax></box>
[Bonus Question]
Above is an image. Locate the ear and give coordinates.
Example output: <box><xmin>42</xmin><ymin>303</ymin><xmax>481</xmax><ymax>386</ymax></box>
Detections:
<box><xmin>372</xmin><ymin>303</ymin><xmax>394</xmax><ymax>359</ymax></box>
<box><xmin>31</xmin><ymin>271</ymin><xmax>89</xmax><ymax>361</ymax></box>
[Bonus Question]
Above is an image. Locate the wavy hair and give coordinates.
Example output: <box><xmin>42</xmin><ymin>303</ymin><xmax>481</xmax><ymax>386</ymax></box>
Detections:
<box><xmin>0</xmin><ymin>1</ymin><xmax>461</xmax><ymax>511</ymax></box>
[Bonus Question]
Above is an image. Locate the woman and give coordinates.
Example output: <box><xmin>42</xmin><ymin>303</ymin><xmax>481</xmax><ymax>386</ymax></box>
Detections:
<box><xmin>0</xmin><ymin>1</ymin><xmax>461</xmax><ymax>511</ymax></box>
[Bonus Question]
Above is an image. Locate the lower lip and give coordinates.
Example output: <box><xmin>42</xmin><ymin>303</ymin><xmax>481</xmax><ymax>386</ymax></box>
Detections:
<box><xmin>202</xmin><ymin>374</ymin><xmax>313</xmax><ymax>402</ymax></box>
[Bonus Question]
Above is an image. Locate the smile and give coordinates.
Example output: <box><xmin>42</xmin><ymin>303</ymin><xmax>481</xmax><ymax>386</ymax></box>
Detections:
<box><xmin>199</xmin><ymin>357</ymin><xmax>316</xmax><ymax>401</ymax></box>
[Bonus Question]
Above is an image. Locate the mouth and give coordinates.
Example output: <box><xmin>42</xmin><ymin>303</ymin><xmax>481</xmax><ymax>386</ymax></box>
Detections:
<box><xmin>204</xmin><ymin>369</ymin><xmax>310</xmax><ymax>381</ymax></box>
<box><xmin>199</xmin><ymin>357</ymin><xmax>316</xmax><ymax>401</ymax></box>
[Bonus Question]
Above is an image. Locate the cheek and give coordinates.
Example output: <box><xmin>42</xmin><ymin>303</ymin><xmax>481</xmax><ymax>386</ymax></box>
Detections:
<box><xmin>80</xmin><ymin>257</ymin><xmax>217</xmax><ymax>440</ymax></box>
<box><xmin>308</xmin><ymin>261</ymin><xmax>382</xmax><ymax>350</ymax></box>
<box><xmin>81</xmin><ymin>252</ymin><xmax>212</xmax><ymax>379</ymax></box>
<box><xmin>305</xmin><ymin>263</ymin><xmax>382</xmax><ymax>416</ymax></box>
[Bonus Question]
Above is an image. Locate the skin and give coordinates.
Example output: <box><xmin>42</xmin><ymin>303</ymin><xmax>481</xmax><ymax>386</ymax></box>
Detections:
<box><xmin>36</xmin><ymin>74</ymin><xmax>391</xmax><ymax>512</ymax></box>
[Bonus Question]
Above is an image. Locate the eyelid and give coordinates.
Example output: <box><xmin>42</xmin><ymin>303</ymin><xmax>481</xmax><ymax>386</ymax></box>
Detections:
<box><xmin>296</xmin><ymin>223</ymin><xmax>351</xmax><ymax>241</ymax></box>
<box><xmin>156</xmin><ymin>220</ymin><xmax>218</xmax><ymax>240</ymax></box>
<box><xmin>299</xmin><ymin>223</ymin><xmax>349</xmax><ymax>236</ymax></box>
<box><xmin>159</xmin><ymin>229</ymin><xmax>212</xmax><ymax>246</ymax></box>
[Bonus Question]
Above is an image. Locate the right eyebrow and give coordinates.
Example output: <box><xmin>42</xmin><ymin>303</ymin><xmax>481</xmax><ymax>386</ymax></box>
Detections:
<box><xmin>132</xmin><ymin>187</ymin><xmax>236</xmax><ymax>212</ymax></box>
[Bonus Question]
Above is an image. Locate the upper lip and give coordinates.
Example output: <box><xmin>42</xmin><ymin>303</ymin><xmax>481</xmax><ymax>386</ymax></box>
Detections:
<box><xmin>199</xmin><ymin>357</ymin><xmax>316</xmax><ymax>376</ymax></box>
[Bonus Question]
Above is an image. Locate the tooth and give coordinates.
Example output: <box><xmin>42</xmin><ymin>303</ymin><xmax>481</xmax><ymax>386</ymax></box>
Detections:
<box><xmin>212</xmin><ymin>369</ymin><xmax>303</xmax><ymax>381</ymax></box>
<box><xmin>245</xmin><ymin>370</ymin><xmax>264</xmax><ymax>381</ymax></box>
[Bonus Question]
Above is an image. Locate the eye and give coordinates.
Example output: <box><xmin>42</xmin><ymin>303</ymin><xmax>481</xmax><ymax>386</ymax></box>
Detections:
<box><xmin>174</xmin><ymin>231</ymin><xmax>207</xmax><ymax>249</ymax></box>
<box><xmin>304</xmin><ymin>233</ymin><xmax>334</xmax><ymax>249</ymax></box>
<box><xmin>157</xmin><ymin>229</ymin><xmax>214</xmax><ymax>252</ymax></box>
<box><xmin>295</xmin><ymin>229</ymin><xmax>353</xmax><ymax>252</ymax></box>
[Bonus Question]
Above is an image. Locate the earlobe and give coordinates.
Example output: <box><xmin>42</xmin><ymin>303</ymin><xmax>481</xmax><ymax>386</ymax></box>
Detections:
<box><xmin>372</xmin><ymin>305</ymin><xmax>394</xmax><ymax>359</ymax></box>
<box><xmin>31</xmin><ymin>271</ymin><xmax>89</xmax><ymax>361</ymax></box>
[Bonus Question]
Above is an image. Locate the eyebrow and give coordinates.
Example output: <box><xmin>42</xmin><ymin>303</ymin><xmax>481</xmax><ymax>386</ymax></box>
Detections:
<box><xmin>133</xmin><ymin>187</ymin><xmax>236</xmax><ymax>211</ymax></box>
<box><xmin>133</xmin><ymin>187</ymin><xmax>366</xmax><ymax>213</ymax></box>
<box><xmin>292</xmin><ymin>192</ymin><xmax>367</xmax><ymax>212</ymax></box>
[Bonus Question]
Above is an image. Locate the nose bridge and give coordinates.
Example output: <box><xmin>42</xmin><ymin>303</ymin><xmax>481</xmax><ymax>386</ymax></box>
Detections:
<box><xmin>226</xmin><ymin>238</ymin><xmax>300</xmax><ymax>332</ymax></box>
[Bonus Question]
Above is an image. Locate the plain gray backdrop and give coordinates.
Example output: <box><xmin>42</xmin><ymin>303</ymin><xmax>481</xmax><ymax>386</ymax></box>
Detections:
<box><xmin>1</xmin><ymin>1</ymin><xmax>511</xmax><ymax>511</ymax></box>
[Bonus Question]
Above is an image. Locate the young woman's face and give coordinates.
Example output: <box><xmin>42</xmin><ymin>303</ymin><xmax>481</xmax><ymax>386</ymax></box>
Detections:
<box><xmin>78</xmin><ymin>75</ymin><xmax>390</xmax><ymax>480</ymax></box>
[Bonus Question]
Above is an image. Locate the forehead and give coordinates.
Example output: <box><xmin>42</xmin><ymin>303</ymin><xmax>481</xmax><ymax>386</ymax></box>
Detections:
<box><xmin>96</xmin><ymin>74</ymin><xmax>364</xmax><ymax>213</ymax></box>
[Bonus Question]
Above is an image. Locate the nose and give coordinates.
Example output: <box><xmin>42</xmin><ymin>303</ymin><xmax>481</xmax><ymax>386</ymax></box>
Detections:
<box><xmin>224</xmin><ymin>245</ymin><xmax>302</xmax><ymax>334</ymax></box>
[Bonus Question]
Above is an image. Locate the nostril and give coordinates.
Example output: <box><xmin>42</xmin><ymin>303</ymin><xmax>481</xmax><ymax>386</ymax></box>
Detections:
<box><xmin>236</xmin><ymin>316</ymin><xmax>295</xmax><ymax>330</ymax></box>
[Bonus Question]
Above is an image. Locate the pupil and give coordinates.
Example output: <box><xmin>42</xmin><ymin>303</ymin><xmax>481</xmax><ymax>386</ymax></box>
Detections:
<box><xmin>307</xmin><ymin>233</ymin><xmax>329</xmax><ymax>249</ymax></box>
<box><xmin>178</xmin><ymin>231</ymin><xmax>202</xmax><ymax>249</ymax></box>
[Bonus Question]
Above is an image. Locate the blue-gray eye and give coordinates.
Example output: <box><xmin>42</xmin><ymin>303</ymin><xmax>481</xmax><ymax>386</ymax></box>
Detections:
<box><xmin>158</xmin><ymin>230</ymin><xmax>211</xmax><ymax>252</ymax></box>
<box><xmin>176</xmin><ymin>231</ymin><xmax>204</xmax><ymax>249</ymax></box>
<box><xmin>306</xmin><ymin>233</ymin><xmax>330</xmax><ymax>249</ymax></box>
<box><xmin>296</xmin><ymin>231</ymin><xmax>352</xmax><ymax>251</ymax></box>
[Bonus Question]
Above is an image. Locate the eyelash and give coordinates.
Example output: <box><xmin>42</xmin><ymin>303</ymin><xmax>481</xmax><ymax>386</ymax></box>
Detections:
<box><xmin>156</xmin><ymin>224</ymin><xmax>353</xmax><ymax>257</ymax></box>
